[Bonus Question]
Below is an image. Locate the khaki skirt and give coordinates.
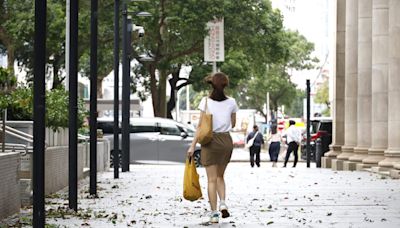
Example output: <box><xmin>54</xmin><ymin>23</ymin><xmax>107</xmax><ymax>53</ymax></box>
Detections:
<box><xmin>201</xmin><ymin>132</ymin><xmax>233</xmax><ymax>166</ymax></box>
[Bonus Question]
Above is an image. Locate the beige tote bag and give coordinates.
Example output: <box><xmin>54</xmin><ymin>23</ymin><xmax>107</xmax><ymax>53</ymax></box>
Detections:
<box><xmin>197</xmin><ymin>98</ymin><xmax>213</xmax><ymax>145</ymax></box>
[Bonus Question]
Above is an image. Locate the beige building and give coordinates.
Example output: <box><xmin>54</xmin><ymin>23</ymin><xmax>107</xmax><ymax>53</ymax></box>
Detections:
<box><xmin>322</xmin><ymin>0</ymin><xmax>400</xmax><ymax>178</ymax></box>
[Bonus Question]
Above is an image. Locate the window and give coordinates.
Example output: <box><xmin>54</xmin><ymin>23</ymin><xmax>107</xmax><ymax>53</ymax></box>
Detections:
<box><xmin>319</xmin><ymin>122</ymin><xmax>332</xmax><ymax>133</ymax></box>
<box><xmin>159</xmin><ymin>122</ymin><xmax>181</xmax><ymax>136</ymax></box>
<box><xmin>178</xmin><ymin>125</ymin><xmax>195</xmax><ymax>137</ymax></box>
<box><xmin>130</xmin><ymin>122</ymin><xmax>157</xmax><ymax>133</ymax></box>
<box><xmin>98</xmin><ymin>121</ymin><xmax>120</xmax><ymax>134</ymax></box>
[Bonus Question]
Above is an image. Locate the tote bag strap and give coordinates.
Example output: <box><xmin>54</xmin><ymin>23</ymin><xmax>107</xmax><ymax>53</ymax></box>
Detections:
<box><xmin>252</xmin><ymin>131</ymin><xmax>259</xmax><ymax>140</ymax></box>
<box><xmin>204</xmin><ymin>97</ymin><xmax>210</xmax><ymax>114</ymax></box>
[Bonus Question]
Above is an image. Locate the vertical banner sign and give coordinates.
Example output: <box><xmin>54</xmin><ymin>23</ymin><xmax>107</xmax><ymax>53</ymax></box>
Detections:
<box><xmin>204</xmin><ymin>19</ymin><xmax>224</xmax><ymax>62</ymax></box>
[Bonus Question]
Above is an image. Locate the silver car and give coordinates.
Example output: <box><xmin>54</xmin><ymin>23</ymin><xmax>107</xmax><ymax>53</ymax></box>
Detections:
<box><xmin>98</xmin><ymin>117</ymin><xmax>202</xmax><ymax>166</ymax></box>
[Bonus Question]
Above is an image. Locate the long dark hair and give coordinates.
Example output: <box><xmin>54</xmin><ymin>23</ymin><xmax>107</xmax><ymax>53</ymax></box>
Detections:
<box><xmin>206</xmin><ymin>72</ymin><xmax>229</xmax><ymax>101</ymax></box>
<box><xmin>271</xmin><ymin>125</ymin><xmax>277</xmax><ymax>134</ymax></box>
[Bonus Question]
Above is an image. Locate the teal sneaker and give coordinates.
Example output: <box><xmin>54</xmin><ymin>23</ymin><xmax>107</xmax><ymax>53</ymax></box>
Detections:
<box><xmin>209</xmin><ymin>211</ymin><xmax>219</xmax><ymax>223</ymax></box>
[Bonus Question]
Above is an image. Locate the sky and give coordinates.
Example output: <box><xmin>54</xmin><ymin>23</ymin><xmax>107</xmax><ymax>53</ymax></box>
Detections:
<box><xmin>270</xmin><ymin>0</ymin><xmax>335</xmax><ymax>93</ymax></box>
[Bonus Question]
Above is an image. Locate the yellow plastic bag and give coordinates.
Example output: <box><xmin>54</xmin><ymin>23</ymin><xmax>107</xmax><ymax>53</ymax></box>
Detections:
<box><xmin>183</xmin><ymin>157</ymin><xmax>202</xmax><ymax>201</ymax></box>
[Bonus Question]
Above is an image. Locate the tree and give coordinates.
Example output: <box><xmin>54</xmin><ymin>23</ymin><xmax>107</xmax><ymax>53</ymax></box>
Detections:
<box><xmin>79</xmin><ymin>1</ymin><xmax>116</xmax><ymax>97</ymax></box>
<box><xmin>235</xmin><ymin>29</ymin><xmax>318</xmax><ymax>122</ymax></box>
<box><xmin>238</xmin><ymin>64</ymin><xmax>297</xmax><ymax>122</ymax></box>
<box><xmin>131</xmin><ymin>0</ymin><xmax>284</xmax><ymax>117</ymax></box>
<box><xmin>314</xmin><ymin>79</ymin><xmax>330</xmax><ymax>116</ymax></box>
<box><xmin>1</xmin><ymin>1</ymin><xmax>115</xmax><ymax>95</ymax></box>
<box><xmin>0</xmin><ymin>67</ymin><xmax>17</xmax><ymax>110</ymax></box>
<box><xmin>285</xmin><ymin>89</ymin><xmax>305</xmax><ymax>118</ymax></box>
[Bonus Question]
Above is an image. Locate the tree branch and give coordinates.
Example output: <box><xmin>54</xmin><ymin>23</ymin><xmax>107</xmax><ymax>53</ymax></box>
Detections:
<box><xmin>166</xmin><ymin>40</ymin><xmax>203</xmax><ymax>62</ymax></box>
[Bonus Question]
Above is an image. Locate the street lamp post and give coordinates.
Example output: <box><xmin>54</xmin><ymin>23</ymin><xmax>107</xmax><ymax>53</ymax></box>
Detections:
<box><xmin>89</xmin><ymin>0</ymin><xmax>98</xmax><ymax>196</ymax></box>
<box><xmin>113</xmin><ymin>0</ymin><xmax>120</xmax><ymax>179</ymax></box>
<box><xmin>68</xmin><ymin>0</ymin><xmax>79</xmax><ymax>212</ymax></box>
<box><xmin>121</xmin><ymin>0</ymin><xmax>151</xmax><ymax>172</ymax></box>
<box><xmin>121</xmin><ymin>1</ymin><xmax>130</xmax><ymax>172</ymax></box>
<box><xmin>306</xmin><ymin>79</ymin><xmax>311</xmax><ymax>168</ymax></box>
<box><xmin>33</xmin><ymin>0</ymin><xmax>46</xmax><ymax>226</ymax></box>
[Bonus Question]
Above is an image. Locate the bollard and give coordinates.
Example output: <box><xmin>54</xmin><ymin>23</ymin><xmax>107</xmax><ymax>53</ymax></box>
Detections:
<box><xmin>315</xmin><ymin>138</ymin><xmax>322</xmax><ymax>168</ymax></box>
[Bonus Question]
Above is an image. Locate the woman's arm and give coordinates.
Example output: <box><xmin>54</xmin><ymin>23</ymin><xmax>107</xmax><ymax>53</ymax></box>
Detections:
<box><xmin>231</xmin><ymin>113</ymin><xmax>236</xmax><ymax>128</ymax></box>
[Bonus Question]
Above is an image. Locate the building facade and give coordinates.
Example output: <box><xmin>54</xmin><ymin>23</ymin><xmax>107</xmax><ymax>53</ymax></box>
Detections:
<box><xmin>322</xmin><ymin>0</ymin><xmax>400</xmax><ymax>178</ymax></box>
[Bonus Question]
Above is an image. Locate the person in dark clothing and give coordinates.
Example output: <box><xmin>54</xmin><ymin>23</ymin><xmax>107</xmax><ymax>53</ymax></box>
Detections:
<box><xmin>246</xmin><ymin>125</ymin><xmax>264</xmax><ymax>167</ymax></box>
<box><xmin>283</xmin><ymin>120</ymin><xmax>301</xmax><ymax>168</ymax></box>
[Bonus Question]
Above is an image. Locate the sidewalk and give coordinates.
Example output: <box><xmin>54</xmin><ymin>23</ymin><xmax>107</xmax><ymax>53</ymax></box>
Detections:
<box><xmin>231</xmin><ymin>147</ymin><xmax>303</xmax><ymax>163</ymax></box>
<box><xmin>3</xmin><ymin>162</ymin><xmax>400</xmax><ymax>227</ymax></box>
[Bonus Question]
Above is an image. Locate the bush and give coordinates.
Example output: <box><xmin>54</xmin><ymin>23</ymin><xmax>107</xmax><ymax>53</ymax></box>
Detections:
<box><xmin>7</xmin><ymin>86</ymin><xmax>88</xmax><ymax>131</ymax></box>
<box><xmin>0</xmin><ymin>67</ymin><xmax>17</xmax><ymax>110</ymax></box>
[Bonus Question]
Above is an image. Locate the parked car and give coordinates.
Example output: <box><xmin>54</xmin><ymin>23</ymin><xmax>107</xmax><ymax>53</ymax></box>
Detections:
<box><xmin>300</xmin><ymin>117</ymin><xmax>332</xmax><ymax>161</ymax></box>
<box><xmin>97</xmin><ymin>117</ymin><xmax>202</xmax><ymax>166</ymax></box>
<box><xmin>230</xmin><ymin>132</ymin><xmax>245</xmax><ymax>148</ymax></box>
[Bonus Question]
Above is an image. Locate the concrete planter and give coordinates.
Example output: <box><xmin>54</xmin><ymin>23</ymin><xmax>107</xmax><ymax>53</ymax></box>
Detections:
<box><xmin>0</xmin><ymin>152</ymin><xmax>20</xmax><ymax>220</ymax></box>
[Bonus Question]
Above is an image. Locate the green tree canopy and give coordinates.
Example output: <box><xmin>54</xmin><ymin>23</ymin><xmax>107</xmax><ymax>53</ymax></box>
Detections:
<box><xmin>314</xmin><ymin>78</ymin><xmax>330</xmax><ymax>116</ymax></box>
<box><xmin>1</xmin><ymin>0</ymin><xmax>115</xmax><ymax>95</ymax></box>
<box><xmin>234</xmin><ymin>28</ymin><xmax>318</xmax><ymax>122</ymax></box>
<box><xmin>131</xmin><ymin>0</ymin><xmax>285</xmax><ymax>117</ymax></box>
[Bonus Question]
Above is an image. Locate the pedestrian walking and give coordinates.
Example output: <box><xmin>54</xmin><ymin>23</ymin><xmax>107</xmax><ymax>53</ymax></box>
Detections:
<box><xmin>267</xmin><ymin>125</ymin><xmax>281</xmax><ymax>167</ymax></box>
<box><xmin>187</xmin><ymin>72</ymin><xmax>238</xmax><ymax>224</ymax></box>
<box><xmin>283</xmin><ymin>120</ymin><xmax>302</xmax><ymax>168</ymax></box>
<box><xmin>246</xmin><ymin>125</ymin><xmax>264</xmax><ymax>168</ymax></box>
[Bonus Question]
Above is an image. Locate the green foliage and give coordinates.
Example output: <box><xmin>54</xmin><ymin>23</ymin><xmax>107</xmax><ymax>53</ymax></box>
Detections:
<box><xmin>190</xmin><ymin>50</ymin><xmax>252</xmax><ymax>93</ymax></box>
<box><xmin>7</xmin><ymin>87</ymin><xmax>33</xmax><ymax>120</ymax></box>
<box><xmin>236</xmin><ymin>64</ymin><xmax>297</xmax><ymax>116</ymax></box>
<box><xmin>1</xmin><ymin>0</ymin><xmax>316</xmax><ymax>119</ymax></box>
<box><xmin>275</xmin><ymin>30</ymin><xmax>318</xmax><ymax>70</ymax></box>
<box><xmin>233</xmin><ymin>27</ymin><xmax>317</xmax><ymax>119</ymax></box>
<box><xmin>0</xmin><ymin>67</ymin><xmax>17</xmax><ymax>89</ymax></box>
<box><xmin>1</xmin><ymin>1</ymin><xmax>115</xmax><ymax>89</ymax></box>
<box><xmin>46</xmin><ymin>88</ymin><xmax>87</xmax><ymax>131</ymax></box>
<box><xmin>129</xmin><ymin>0</ymin><xmax>286</xmax><ymax>116</ymax></box>
<box><xmin>314</xmin><ymin>79</ymin><xmax>329</xmax><ymax>106</ymax></box>
<box><xmin>314</xmin><ymin>79</ymin><xmax>330</xmax><ymax>116</ymax></box>
<box><xmin>285</xmin><ymin>89</ymin><xmax>305</xmax><ymax>118</ymax></box>
<box><xmin>6</xmin><ymin>87</ymin><xmax>87</xmax><ymax>131</ymax></box>
<box><xmin>0</xmin><ymin>67</ymin><xmax>17</xmax><ymax>110</ymax></box>
<box><xmin>79</xmin><ymin>1</ymin><xmax>116</xmax><ymax>83</ymax></box>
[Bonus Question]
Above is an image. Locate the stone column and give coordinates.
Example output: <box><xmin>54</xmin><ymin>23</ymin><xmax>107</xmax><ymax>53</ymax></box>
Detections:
<box><xmin>390</xmin><ymin>163</ymin><xmax>400</xmax><ymax>178</ymax></box>
<box><xmin>322</xmin><ymin>0</ymin><xmax>346</xmax><ymax>169</ymax></box>
<box><xmin>346</xmin><ymin>0</ymin><xmax>373</xmax><ymax>171</ymax></box>
<box><xmin>361</xmin><ymin>0</ymin><xmax>389</xmax><ymax>169</ymax></box>
<box><xmin>379</xmin><ymin>0</ymin><xmax>400</xmax><ymax>169</ymax></box>
<box><xmin>333</xmin><ymin>0</ymin><xmax>358</xmax><ymax>171</ymax></box>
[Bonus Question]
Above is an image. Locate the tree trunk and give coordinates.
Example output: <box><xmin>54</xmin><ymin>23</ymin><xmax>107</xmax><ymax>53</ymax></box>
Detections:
<box><xmin>166</xmin><ymin>85</ymin><xmax>175</xmax><ymax>119</ymax></box>
<box><xmin>52</xmin><ymin>64</ymin><xmax>61</xmax><ymax>89</ymax></box>
<box><xmin>97</xmin><ymin>78</ymin><xmax>103</xmax><ymax>98</ymax></box>
<box><xmin>166</xmin><ymin>68</ymin><xmax>181</xmax><ymax>119</ymax></box>
<box><xmin>149</xmin><ymin>65</ymin><xmax>160</xmax><ymax>117</ymax></box>
<box><xmin>262</xmin><ymin>112</ymin><xmax>268</xmax><ymax>123</ymax></box>
<box><xmin>6</xmin><ymin>45</ymin><xmax>14</xmax><ymax>74</ymax></box>
<box><xmin>157</xmin><ymin>69</ymin><xmax>167</xmax><ymax>118</ymax></box>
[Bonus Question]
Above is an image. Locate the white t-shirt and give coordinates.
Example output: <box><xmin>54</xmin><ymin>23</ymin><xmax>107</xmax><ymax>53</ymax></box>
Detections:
<box><xmin>198</xmin><ymin>97</ymin><xmax>239</xmax><ymax>132</ymax></box>
<box><xmin>285</xmin><ymin>125</ymin><xmax>301</xmax><ymax>143</ymax></box>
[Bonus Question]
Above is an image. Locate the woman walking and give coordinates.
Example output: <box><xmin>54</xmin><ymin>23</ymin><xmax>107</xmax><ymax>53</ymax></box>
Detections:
<box><xmin>187</xmin><ymin>72</ymin><xmax>238</xmax><ymax>223</ymax></box>
<box><xmin>267</xmin><ymin>125</ymin><xmax>281</xmax><ymax>167</ymax></box>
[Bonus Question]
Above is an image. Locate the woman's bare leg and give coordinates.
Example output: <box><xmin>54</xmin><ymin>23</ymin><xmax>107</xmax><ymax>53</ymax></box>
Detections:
<box><xmin>205</xmin><ymin>165</ymin><xmax>218</xmax><ymax>211</ymax></box>
<box><xmin>216</xmin><ymin>163</ymin><xmax>228</xmax><ymax>201</ymax></box>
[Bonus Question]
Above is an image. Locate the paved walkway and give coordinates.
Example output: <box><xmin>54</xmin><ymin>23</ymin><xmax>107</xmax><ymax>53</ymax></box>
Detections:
<box><xmin>6</xmin><ymin>161</ymin><xmax>400</xmax><ymax>228</ymax></box>
<box><xmin>231</xmin><ymin>146</ymin><xmax>299</xmax><ymax>163</ymax></box>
